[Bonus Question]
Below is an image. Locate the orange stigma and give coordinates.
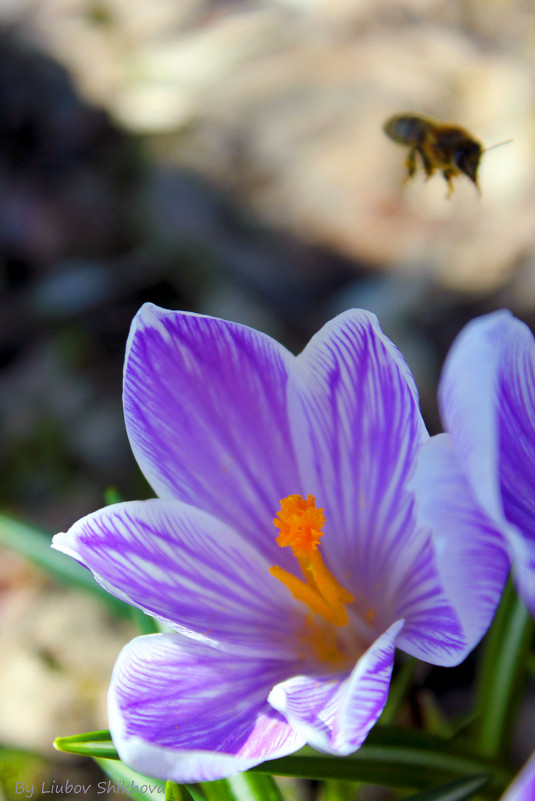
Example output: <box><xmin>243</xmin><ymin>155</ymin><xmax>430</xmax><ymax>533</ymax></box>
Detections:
<box><xmin>270</xmin><ymin>494</ymin><xmax>354</xmax><ymax>626</ymax></box>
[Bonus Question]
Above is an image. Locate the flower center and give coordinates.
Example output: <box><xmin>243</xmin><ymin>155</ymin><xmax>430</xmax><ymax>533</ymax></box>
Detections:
<box><xmin>270</xmin><ymin>494</ymin><xmax>354</xmax><ymax>627</ymax></box>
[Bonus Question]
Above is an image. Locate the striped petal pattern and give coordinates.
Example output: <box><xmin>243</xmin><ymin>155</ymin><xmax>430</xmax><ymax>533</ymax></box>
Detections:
<box><xmin>109</xmin><ymin>634</ymin><xmax>305</xmax><ymax>782</ymax></box>
<box><xmin>440</xmin><ymin>311</ymin><xmax>535</xmax><ymax>615</ymax></box>
<box><xmin>53</xmin><ymin>499</ymin><xmax>303</xmax><ymax>657</ymax></box>
<box><xmin>54</xmin><ymin>304</ymin><xmax>509</xmax><ymax>781</ymax></box>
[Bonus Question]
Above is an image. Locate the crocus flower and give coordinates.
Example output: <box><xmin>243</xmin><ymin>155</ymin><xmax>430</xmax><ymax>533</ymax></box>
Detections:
<box><xmin>424</xmin><ymin>311</ymin><xmax>535</xmax><ymax>615</ymax></box>
<box><xmin>53</xmin><ymin>305</ymin><xmax>508</xmax><ymax>782</ymax></box>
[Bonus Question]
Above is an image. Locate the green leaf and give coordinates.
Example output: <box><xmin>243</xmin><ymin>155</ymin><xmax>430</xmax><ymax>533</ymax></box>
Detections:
<box><xmin>0</xmin><ymin>513</ymin><xmax>131</xmax><ymax>617</ymax></box>
<box><xmin>183</xmin><ymin>786</ymin><xmax>209</xmax><ymax>801</ymax></box>
<box><xmin>448</xmin><ymin>713</ymin><xmax>479</xmax><ymax>741</ymax></box>
<box><xmin>250</xmin><ymin>727</ymin><xmax>511</xmax><ymax>797</ymax></box>
<box><xmin>132</xmin><ymin>606</ymin><xmax>161</xmax><ymax>635</ymax></box>
<box><xmin>321</xmin><ymin>779</ymin><xmax>360</xmax><ymax>801</ymax></box>
<box><xmin>95</xmin><ymin>758</ymin><xmax>166</xmax><ymax>800</ymax></box>
<box><xmin>201</xmin><ymin>775</ymin><xmax>286</xmax><ymax>801</ymax></box>
<box><xmin>165</xmin><ymin>783</ymin><xmax>204</xmax><ymax>801</ymax></box>
<box><xmin>56</xmin><ymin>734</ymin><xmax>201</xmax><ymax>801</ymax></box>
<box><xmin>401</xmin><ymin>774</ymin><xmax>489</xmax><ymax>801</ymax></box>
<box><xmin>200</xmin><ymin>779</ymin><xmax>238</xmax><ymax>801</ymax></box>
<box><xmin>473</xmin><ymin>575</ymin><xmax>535</xmax><ymax>759</ymax></box>
<box><xmin>165</xmin><ymin>783</ymin><xmax>184</xmax><ymax>801</ymax></box>
<box><xmin>228</xmin><ymin>773</ymin><xmax>285</xmax><ymax>801</ymax></box>
<box><xmin>54</xmin><ymin>730</ymin><xmax>119</xmax><ymax>760</ymax></box>
<box><xmin>53</xmin><ymin>727</ymin><xmax>511</xmax><ymax>798</ymax></box>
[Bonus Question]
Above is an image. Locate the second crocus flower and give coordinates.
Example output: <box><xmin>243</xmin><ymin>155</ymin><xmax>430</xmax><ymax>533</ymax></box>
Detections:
<box><xmin>422</xmin><ymin>311</ymin><xmax>535</xmax><ymax>616</ymax></box>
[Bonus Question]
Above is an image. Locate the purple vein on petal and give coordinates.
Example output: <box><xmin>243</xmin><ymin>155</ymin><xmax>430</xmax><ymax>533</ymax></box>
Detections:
<box><xmin>109</xmin><ymin>633</ymin><xmax>305</xmax><ymax>783</ymax></box>
<box><xmin>288</xmin><ymin>309</ymin><xmax>429</xmax><ymax>608</ymax></box>
<box><xmin>53</xmin><ymin>499</ymin><xmax>303</xmax><ymax>657</ymax></box>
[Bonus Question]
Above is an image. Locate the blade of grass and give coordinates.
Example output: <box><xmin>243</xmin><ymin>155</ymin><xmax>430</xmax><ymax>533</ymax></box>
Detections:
<box><xmin>200</xmin><ymin>779</ymin><xmax>238</xmax><ymax>801</ymax></box>
<box><xmin>54</xmin><ymin>730</ymin><xmax>119</xmax><ymax>759</ymax></box>
<box><xmin>165</xmin><ymin>783</ymin><xmax>183</xmax><ymax>801</ymax></box>
<box><xmin>95</xmin><ymin>757</ymin><xmax>166</xmax><ymax>800</ymax></box>
<box><xmin>228</xmin><ymin>773</ymin><xmax>285</xmax><ymax>801</ymax></box>
<box><xmin>165</xmin><ymin>782</ymin><xmax>200</xmax><ymax>801</ymax></box>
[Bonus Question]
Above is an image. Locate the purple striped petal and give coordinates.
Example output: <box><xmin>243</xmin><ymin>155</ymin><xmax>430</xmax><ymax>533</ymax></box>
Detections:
<box><xmin>268</xmin><ymin>620</ymin><xmax>403</xmax><ymax>754</ymax></box>
<box><xmin>287</xmin><ymin>311</ymin><xmax>464</xmax><ymax>665</ymax></box>
<box><xmin>53</xmin><ymin>500</ymin><xmax>302</xmax><ymax>657</ymax></box>
<box><xmin>411</xmin><ymin>433</ymin><xmax>509</xmax><ymax>652</ymax></box>
<box><xmin>501</xmin><ymin>753</ymin><xmax>535</xmax><ymax>801</ymax></box>
<box><xmin>109</xmin><ymin>633</ymin><xmax>305</xmax><ymax>782</ymax></box>
<box><xmin>387</xmin><ymin>531</ymin><xmax>466</xmax><ymax>666</ymax></box>
<box><xmin>496</xmin><ymin>319</ymin><xmax>535</xmax><ymax>543</ymax></box>
<box><xmin>440</xmin><ymin>312</ymin><xmax>535</xmax><ymax>613</ymax></box>
<box><xmin>288</xmin><ymin>310</ymin><xmax>428</xmax><ymax>603</ymax></box>
<box><xmin>124</xmin><ymin>304</ymin><xmax>301</xmax><ymax>566</ymax></box>
<box><xmin>439</xmin><ymin>313</ymin><xmax>507</xmax><ymax>521</ymax></box>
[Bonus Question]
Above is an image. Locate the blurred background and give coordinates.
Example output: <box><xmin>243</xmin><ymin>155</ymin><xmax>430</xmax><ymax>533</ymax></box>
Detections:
<box><xmin>0</xmin><ymin>0</ymin><xmax>534</xmax><ymax>798</ymax></box>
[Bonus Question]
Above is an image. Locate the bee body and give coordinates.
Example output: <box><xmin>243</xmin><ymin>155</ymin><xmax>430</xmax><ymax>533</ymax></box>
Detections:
<box><xmin>383</xmin><ymin>114</ymin><xmax>432</xmax><ymax>147</ymax></box>
<box><xmin>383</xmin><ymin>113</ymin><xmax>483</xmax><ymax>195</ymax></box>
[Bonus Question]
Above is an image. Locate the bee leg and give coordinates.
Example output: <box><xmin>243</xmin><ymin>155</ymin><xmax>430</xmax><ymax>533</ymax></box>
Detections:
<box><xmin>442</xmin><ymin>169</ymin><xmax>455</xmax><ymax>198</ymax></box>
<box><xmin>420</xmin><ymin>150</ymin><xmax>435</xmax><ymax>181</ymax></box>
<box><xmin>404</xmin><ymin>147</ymin><xmax>418</xmax><ymax>180</ymax></box>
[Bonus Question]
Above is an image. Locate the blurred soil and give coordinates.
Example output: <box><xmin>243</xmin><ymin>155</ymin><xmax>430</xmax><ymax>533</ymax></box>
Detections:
<box><xmin>0</xmin><ymin>0</ymin><xmax>534</xmax><ymax>794</ymax></box>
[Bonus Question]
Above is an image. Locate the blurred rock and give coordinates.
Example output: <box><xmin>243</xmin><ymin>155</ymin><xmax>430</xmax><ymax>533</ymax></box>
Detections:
<box><xmin>0</xmin><ymin>573</ymin><xmax>135</xmax><ymax>751</ymax></box>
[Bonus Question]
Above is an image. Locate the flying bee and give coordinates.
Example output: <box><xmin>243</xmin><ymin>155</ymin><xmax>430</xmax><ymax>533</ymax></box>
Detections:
<box><xmin>383</xmin><ymin>113</ymin><xmax>511</xmax><ymax>196</ymax></box>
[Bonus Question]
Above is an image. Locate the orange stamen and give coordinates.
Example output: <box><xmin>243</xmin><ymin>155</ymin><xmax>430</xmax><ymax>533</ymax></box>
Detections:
<box><xmin>270</xmin><ymin>494</ymin><xmax>354</xmax><ymax>627</ymax></box>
